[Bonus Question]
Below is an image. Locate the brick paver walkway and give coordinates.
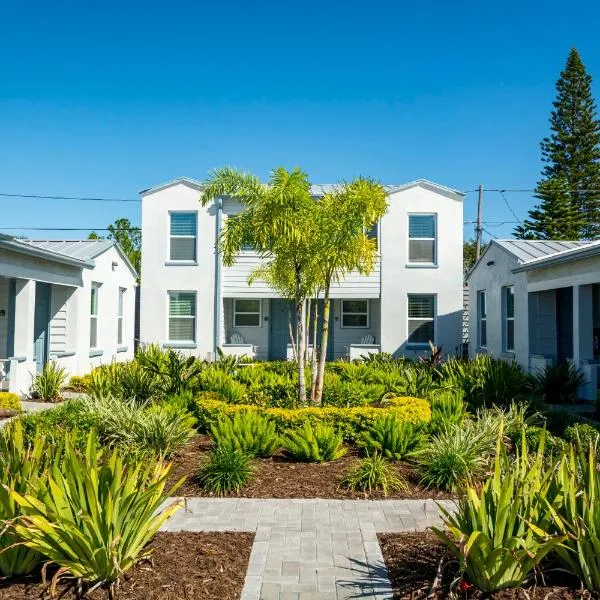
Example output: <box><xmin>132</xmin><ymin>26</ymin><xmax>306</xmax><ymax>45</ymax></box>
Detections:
<box><xmin>161</xmin><ymin>497</ymin><xmax>455</xmax><ymax>600</ymax></box>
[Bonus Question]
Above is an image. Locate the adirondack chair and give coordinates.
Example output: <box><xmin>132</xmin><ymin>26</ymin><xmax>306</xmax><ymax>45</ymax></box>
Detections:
<box><xmin>230</xmin><ymin>333</ymin><xmax>246</xmax><ymax>345</ymax></box>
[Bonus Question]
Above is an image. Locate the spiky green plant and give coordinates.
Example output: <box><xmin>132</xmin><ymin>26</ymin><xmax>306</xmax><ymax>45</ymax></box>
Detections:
<box><xmin>429</xmin><ymin>390</ymin><xmax>467</xmax><ymax>435</ymax></box>
<box><xmin>342</xmin><ymin>454</ymin><xmax>407</xmax><ymax>496</ymax></box>
<box><xmin>30</xmin><ymin>361</ymin><xmax>68</xmax><ymax>402</ymax></box>
<box><xmin>10</xmin><ymin>433</ymin><xmax>183</xmax><ymax>597</ymax></box>
<box><xmin>0</xmin><ymin>421</ymin><xmax>49</xmax><ymax>576</ymax></box>
<box><xmin>198</xmin><ymin>447</ymin><xmax>253</xmax><ymax>495</ymax></box>
<box><xmin>282</xmin><ymin>422</ymin><xmax>346</xmax><ymax>462</ymax></box>
<box><xmin>210</xmin><ymin>411</ymin><xmax>279</xmax><ymax>457</ymax></box>
<box><xmin>357</xmin><ymin>415</ymin><xmax>426</xmax><ymax>460</ymax></box>
<box><xmin>433</xmin><ymin>431</ymin><xmax>565</xmax><ymax>592</ymax></box>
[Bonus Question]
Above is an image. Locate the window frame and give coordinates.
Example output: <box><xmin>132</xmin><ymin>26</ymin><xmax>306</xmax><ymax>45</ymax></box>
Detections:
<box><xmin>167</xmin><ymin>291</ymin><xmax>197</xmax><ymax>343</ymax></box>
<box><xmin>168</xmin><ymin>211</ymin><xmax>198</xmax><ymax>262</ymax></box>
<box><xmin>407</xmin><ymin>294</ymin><xmax>436</xmax><ymax>347</ymax></box>
<box><xmin>117</xmin><ymin>287</ymin><xmax>126</xmax><ymax>346</ymax></box>
<box><xmin>341</xmin><ymin>299</ymin><xmax>370</xmax><ymax>329</ymax></box>
<box><xmin>478</xmin><ymin>290</ymin><xmax>487</xmax><ymax>349</ymax></box>
<box><xmin>233</xmin><ymin>298</ymin><xmax>262</xmax><ymax>328</ymax></box>
<box><xmin>503</xmin><ymin>285</ymin><xmax>515</xmax><ymax>353</ymax></box>
<box><xmin>90</xmin><ymin>282</ymin><xmax>100</xmax><ymax>349</ymax></box>
<box><xmin>407</xmin><ymin>213</ymin><xmax>437</xmax><ymax>265</ymax></box>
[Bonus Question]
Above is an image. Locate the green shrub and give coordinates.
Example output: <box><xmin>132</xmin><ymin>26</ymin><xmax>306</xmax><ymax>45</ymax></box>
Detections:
<box><xmin>199</xmin><ymin>369</ymin><xmax>246</xmax><ymax>403</ymax></box>
<box><xmin>402</xmin><ymin>365</ymin><xmax>439</xmax><ymax>397</ymax></box>
<box><xmin>357</xmin><ymin>415</ymin><xmax>426</xmax><ymax>460</ymax></box>
<box><xmin>10</xmin><ymin>433</ymin><xmax>183</xmax><ymax>595</ymax></box>
<box><xmin>524</xmin><ymin>426</ymin><xmax>565</xmax><ymax>456</ymax></box>
<box><xmin>534</xmin><ymin>362</ymin><xmax>586</xmax><ymax>404</ymax></box>
<box><xmin>30</xmin><ymin>361</ymin><xmax>68</xmax><ymax>401</ymax></box>
<box><xmin>0</xmin><ymin>421</ymin><xmax>48</xmax><ymax>576</ymax></box>
<box><xmin>67</xmin><ymin>374</ymin><xmax>89</xmax><ymax>392</ymax></box>
<box><xmin>282</xmin><ymin>422</ymin><xmax>346</xmax><ymax>462</ymax></box>
<box><xmin>114</xmin><ymin>360</ymin><xmax>160</xmax><ymax>403</ymax></box>
<box><xmin>198</xmin><ymin>447</ymin><xmax>253</xmax><ymax>494</ymax></box>
<box><xmin>418</xmin><ymin>422</ymin><xmax>493</xmax><ymax>491</ymax></box>
<box><xmin>543</xmin><ymin>408</ymin><xmax>580</xmax><ymax>436</ymax></box>
<box><xmin>342</xmin><ymin>454</ymin><xmax>407</xmax><ymax>496</ymax></box>
<box><xmin>0</xmin><ymin>391</ymin><xmax>21</xmax><ymax>412</ymax></box>
<box><xmin>433</xmin><ymin>432</ymin><xmax>564</xmax><ymax>592</ymax></box>
<box><xmin>321</xmin><ymin>380</ymin><xmax>385</xmax><ymax>407</ymax></box>
<box><xmin>20</xmin><ymin>399</ymin><xmax>101</xmax><ymax>451</ymax></box>
<box><xmin>210</xmin><ymin>412</ymin><xmax>279</xmax><ymax>457</ymax></box>
<box><xmin>429</xmin><ymin>389</ymin><xmax>466</xmax><ymax>435</ymax></box>
<box><xmin>564</xmin><ymin>422</ymin><xmax>600</xmax><ymax>450</ymax></box>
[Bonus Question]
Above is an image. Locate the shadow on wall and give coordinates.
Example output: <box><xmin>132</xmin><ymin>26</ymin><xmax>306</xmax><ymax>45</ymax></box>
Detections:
<box><xmin>391</xmin><ymin>309</ymin><xmax>464</xmax><ymax>360</ymax></box>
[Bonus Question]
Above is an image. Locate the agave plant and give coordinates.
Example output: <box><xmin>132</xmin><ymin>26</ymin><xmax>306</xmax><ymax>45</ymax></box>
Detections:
<box><xmin>10</xmin><ymin>433</ymin><xmax>183</xmax><ymax>598</ymax></box>
<box><xmin>433</xmin><ymin>431</ymin><xmax>565</xmax><ymax>592</ymax></box>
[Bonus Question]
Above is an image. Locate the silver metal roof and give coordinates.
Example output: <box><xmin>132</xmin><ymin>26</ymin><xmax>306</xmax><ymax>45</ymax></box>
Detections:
<box><xmin>495</xmin><ymin>240</ymin><xmax>591</xmax><ymax>263</ymax></box>
<box><xmin>21</xmin><ymin>239</ymin><xmax>115</xmax><ymax>261</ymax></box>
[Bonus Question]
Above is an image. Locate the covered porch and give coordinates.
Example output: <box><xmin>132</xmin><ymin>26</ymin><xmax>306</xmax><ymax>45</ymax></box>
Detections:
<box><xmin>219</xmin><ymin>297</ymin><xmax>382</xmax><ymax>361</ymax></box>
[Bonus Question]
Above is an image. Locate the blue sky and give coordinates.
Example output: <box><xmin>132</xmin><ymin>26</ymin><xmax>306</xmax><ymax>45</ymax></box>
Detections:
<box><xmin>2</xmin><ymin>0</ymin><xmax>600</xmax><ymax>241</ymax></box>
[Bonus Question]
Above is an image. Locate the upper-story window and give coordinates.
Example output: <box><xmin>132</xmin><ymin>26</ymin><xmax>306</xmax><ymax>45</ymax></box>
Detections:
<box><xmin>169</xmin><ymin>212</ymin><xmax>197</xmax><ymax>261</ymax></box>
<box><xmin>408</xmin><ymin>214</ymin><xmax>436</xmax><ymax>264</ymax></box>
<box><xmin>90</xmin><ymin>283</ymin><xmax>100</xmax><ymax>348</ymax></box>
<box><xmin>478</xmin><ymin>290</ymin><xmax>487</xmax><ymax>348</ymax></box>
<box><xmin>341</xmin><ymin>299</ymin><xmax>369</xmax><ymax>328</ymax></box>
<box><xmin>117</xmin><ymin>288</ymin><xmax>125</xmax><ymax>346</ymax></box>
<box><xmin>503</xmin><ymin>286</ymin><xmax>515</xmax><ymax>352</ymax></box>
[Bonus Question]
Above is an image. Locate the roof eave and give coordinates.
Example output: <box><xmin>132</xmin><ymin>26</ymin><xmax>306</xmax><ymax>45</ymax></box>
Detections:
<box><xmin>0</xmin><ymin>238</ymin><xmax>94</xmax><ymax>269</ymax></box>
<box><xmin>512</xmin><ymin>245</ymin><xmax>600</xmax><ymax>273</ymax></box>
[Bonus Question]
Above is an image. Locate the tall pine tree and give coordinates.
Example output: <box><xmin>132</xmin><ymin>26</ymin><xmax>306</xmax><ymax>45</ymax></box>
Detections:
<box><xmin>514</xmin><ymin>178</ymin><xmax>585</xmax><ymax>240</ymax></box>
<box><xmin>516</xmin><ymin>48</ymin><xmax>600</xmax><ymax>240</ymax></box>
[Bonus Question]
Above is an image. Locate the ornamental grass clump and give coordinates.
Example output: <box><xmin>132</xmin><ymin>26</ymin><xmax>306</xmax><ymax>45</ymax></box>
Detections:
<box><xmin>0</xmin><ymin>421</ymin><xmax>48</xmax><ymax>577</ymax></box>
<box><xmin>433</xmin><ymin>431</ymin><xmax>565</xmax><ymax>592</ymax></box>
<box><xmin>357</xmin><ymin>414</ymin><xmax>426</xmax><ymax>460</ymax></box>
<box><xmin>342</xmin><ymin>453</ymin><xmax>407</xmax><ymax>496</ymax></box>
<box><xmin>30</xmin><ymin>361</ymin><xmax>68</xmax><ymax>402</ymax></box>
<box><xmin>282</xmin><ymin>422</ymin><xmax>346</xmax><ymax>462</ymax></box>
<box><xmin>9</xmin><ymin>432</ymin><xmax>183</xmax><ymax>598</ymax></box>
<box><xmin>198</xmin><ymin>446</ymin><xmax>253</xmax><ymax>495</ymax></box>
<box><xmin>210</xmin><ymin>411</ymin><xmax>279</xmax><ymax>457</ymax></box>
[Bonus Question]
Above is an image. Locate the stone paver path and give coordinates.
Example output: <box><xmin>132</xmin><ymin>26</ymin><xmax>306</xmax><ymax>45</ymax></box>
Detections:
<box><xmin>161</xmin><ymin>497</ymin><xmax>455</xmax><ymax>600</ymax></box>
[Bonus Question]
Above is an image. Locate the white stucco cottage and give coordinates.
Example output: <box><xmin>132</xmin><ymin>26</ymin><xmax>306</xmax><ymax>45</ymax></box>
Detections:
<box><xmin>0</xmin><ymin>235</ymin><xmax>137</xmax><ymax>395</ymax></box>
<box><xmin>139</xmin><ymin>177</ymin><xmax>465</xmax><ymax>361</ymax></box>
<box><xmin>467</xmin><ymin>239</ymin><xmax>600</xmax><ymax>399</ymax></box>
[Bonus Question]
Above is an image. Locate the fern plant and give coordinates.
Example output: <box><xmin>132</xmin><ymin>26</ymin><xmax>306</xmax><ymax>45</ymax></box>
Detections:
<box><xmin>429</xmin><ymin>390</ymin><xmax>467</xmax><ymax>435</ymax></box>
<box><xmin>357</xmin><ymin>414</ymin><xmax>426</xmax><ymax>460</ymax></box>
<box><xmin>210</xmin><ymin>411</ymin><xmax>279</xmax><ymax>457</ymax></box>
<box><xmin>282</xmin><ymin>422</ymin><xmax>346</xmax><ymax>462</ymax></box>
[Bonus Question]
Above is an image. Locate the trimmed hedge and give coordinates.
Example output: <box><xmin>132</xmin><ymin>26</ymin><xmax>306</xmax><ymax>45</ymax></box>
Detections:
<box><xmin>0</xmin><ymin>392</ymin><xmax>21</xmax><ymax>412</ymax></box>
<box><xmin>194</xmin><ymin>393</ymin><xmax>431</xmax><ymax>441</ymax></box>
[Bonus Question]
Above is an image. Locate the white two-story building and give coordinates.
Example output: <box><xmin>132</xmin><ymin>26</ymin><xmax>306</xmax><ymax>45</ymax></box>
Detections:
<box><xmin>140</xmin><ymin>177</ymin><xmax>464</xmax><ymax>361</ymax></box>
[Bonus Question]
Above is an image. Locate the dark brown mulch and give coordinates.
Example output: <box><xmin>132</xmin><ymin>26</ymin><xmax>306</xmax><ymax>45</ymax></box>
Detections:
<box><xmin>379</xmin><ymin>532</ymin><xmax>593</xmax><ymax>599</ymax></box>
<box><xmin>168</xmin><ymin>434</ymin><xmax>454</xmax><ymax>500</ymax></box>
<box><xmin>0</xmin><ymin>532</ymin><xmax>254</xmax><ymax>600</ymax></box>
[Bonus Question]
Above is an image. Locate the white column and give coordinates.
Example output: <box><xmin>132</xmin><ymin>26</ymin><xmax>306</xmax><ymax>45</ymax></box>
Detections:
<box><xmin>11</xmin><ymin>279</ymin><xmax>36</xmax><ymax>394</ymax></box>
<box><xmin>573</xmin><ymin>284</ymin><xmax>594</xmax><ymax>364</ymax></box>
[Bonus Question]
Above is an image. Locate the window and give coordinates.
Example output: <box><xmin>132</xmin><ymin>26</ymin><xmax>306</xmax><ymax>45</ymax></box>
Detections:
<box><xmin>408</xmin><ymin>214</ymin><xmax>436</xmax><ymax>264</ymax></box>
<box><xmin>234</xmin><ymin>299</ymin><xmax>261</xmax><ymax>327</ymax></box>
<box><xmin>407</xmin><ymin>295</ymin><xmax>435</xmax><ymax>345</ymax></box>
<box><xmin>90</xmin><ymin>283</ymin><xmax>100</xmax><ymax>348</ymax></box>
<box><xmin>503</xmin><ymin>286</ymin><xmax>515</xmax><ymax>352</ymax></box>
<box><xmin>478</xmin><ymin>290</ymin><xmax>487</xmax><ymax>348</ymax></box>
<box><xmin>168</xmin><ymin>292</ymin><xmax>196</xmax><ymax>342</ymax></box>
<box><xmin>117</xmin><ymin>288</ymin><xmax>125</xmax><ymax>346</ymax></box>
<box><xmin>341</xmin><ymin>299</ymin><xmax>369</xmax><ymax>328</ymax></box>
<box><xmin>169</xmin><ymin>212</ymin><xmax>197</xmax><ymax>261</ymax></box>
<box><xmin>367</xmin><ymin>222</ymin><xmax>378</xmax><ymax>248</ymax></box>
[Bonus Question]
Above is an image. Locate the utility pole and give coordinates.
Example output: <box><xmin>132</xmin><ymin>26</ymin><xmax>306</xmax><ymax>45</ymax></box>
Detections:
<box><xmin>475</xmin><ymin>184</ymin><xmax>483</xmax><ymax>259</ymax></box>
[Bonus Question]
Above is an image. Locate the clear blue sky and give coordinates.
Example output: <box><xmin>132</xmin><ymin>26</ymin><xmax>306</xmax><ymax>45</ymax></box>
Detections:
<box><xmin>2</xmin><ymin>0</ymin><xmax>600</xmax><ymax>241</ymax></box>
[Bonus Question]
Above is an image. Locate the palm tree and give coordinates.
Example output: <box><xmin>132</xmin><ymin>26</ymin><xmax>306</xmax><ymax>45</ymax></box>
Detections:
<box><xmin>201</xmin><ymin>166</ymin><xmax>319</xmax><ymax>403</ymax></box>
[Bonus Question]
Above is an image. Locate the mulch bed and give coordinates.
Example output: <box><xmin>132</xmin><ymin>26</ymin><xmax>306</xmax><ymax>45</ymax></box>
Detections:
<box><xmin>168</xmin><ymin>434</ymin><xmax>453</xmax><ymax>500</ymax></box>
<box><xmin>379</xmin><ymin>532</ymin><xmax>593</xmax><ymax>599</ymax></box>
<box><xmin>0</xmin><ymin>532</ymin><xmax>253</xmax><ymax>600</ymax></box>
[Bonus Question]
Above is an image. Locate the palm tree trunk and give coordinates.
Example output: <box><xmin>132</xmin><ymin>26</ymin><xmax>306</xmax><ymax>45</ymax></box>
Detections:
<box><xmin>304</xmin><ymin>298</ymin><xmax>311</xmax><ymax>368</ymax></box>
<box><xmin>296</xmin><ymin>300</ymin><xmax>307</xmax><ymax>403</ymax></box>
<box><xmin>310</xmin><ymin>297</ymin><xmax>319</xmax><ymax>401</ymax></box>
<box><xmin>314</xmin><ymin>283</ymin><xmax>331</xmax><ymax>404</ymax></box>
<box><xmin>288</xmin><ymin>305</ymin><xmax>297</xmax><ymax>361</ymax></box>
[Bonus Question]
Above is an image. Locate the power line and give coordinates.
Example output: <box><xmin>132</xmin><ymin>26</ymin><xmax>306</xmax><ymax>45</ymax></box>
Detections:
<box><xmin>0</xmin><ymin>227</ymin><xmax>140</xmax><ymax>232</ymax></box>
<box><xmin>465</xmin><ymin>188</ymin><xmax>600</xmax><ymax>193</ymax></box>
<box><xmin>0</xmin><ymin>193</ymin><xmax>140</xmax><ymax>202</ymax></box>
<box><xmin>500</xmin><ymin>190</ymin><xmax>522</xmax><ymax>224</ymax></box>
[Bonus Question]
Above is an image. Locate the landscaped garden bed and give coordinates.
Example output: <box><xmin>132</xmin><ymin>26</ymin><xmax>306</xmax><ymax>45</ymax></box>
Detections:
<box><xmin>0</xmin><ymin>532</ymin><xmax>254</xmax><ymax>600</ymax></box>
<box><xmin>168</xmin><ymin>434</ymin><xmax>453</xmax><ymax>500</ymax></box>
<box><xmin>379</xmin><ymin>532</ymin><xmax>585</xmax><ymax>599</ymax></box>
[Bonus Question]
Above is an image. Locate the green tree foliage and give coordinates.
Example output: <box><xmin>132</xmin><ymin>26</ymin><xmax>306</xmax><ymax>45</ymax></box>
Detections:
<box><xmin>89</xmin><ymin>218</ymin><xmax>141</xmax><ymax>276</ymax></box>
<box><xmin>517</xmin><ymin>48</ymin><xmax>600</xmax><ymax>239</ymax></box>
<box><xmin>463</xmin><ymin>239</ymin><xmax>488</xmax><ymax>273</ymax></box>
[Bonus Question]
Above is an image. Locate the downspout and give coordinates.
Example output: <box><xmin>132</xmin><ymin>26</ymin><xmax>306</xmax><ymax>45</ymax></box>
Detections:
<box><xmin>213</xmin><ymin>197</ymin><xmax>223</xmax><ymax>358</ymax></box>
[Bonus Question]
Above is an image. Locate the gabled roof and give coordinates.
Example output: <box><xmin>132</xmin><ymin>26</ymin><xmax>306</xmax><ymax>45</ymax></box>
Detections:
<box><xmin>512</xmin><ymin>239</ymin><xmax>600</xmax><ymax>273</ymax></box>
<box><xmin>141</xmin><ymin>176</ymin><xmax>464</xmax><ymax>200</ymax></box>
<box><xmin>0</xmin><ymin>234</ymin><xmax>93</xmax><ymax>268</ymax></box>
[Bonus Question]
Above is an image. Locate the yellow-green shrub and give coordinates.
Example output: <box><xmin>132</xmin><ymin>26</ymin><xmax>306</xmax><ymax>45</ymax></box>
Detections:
<box><xmin>195</xmin><ymin>394</ymin><xmax>431</xmax><ymax>441</ymax></box>
<box><xmin>68</xmin><ymin>374</ymin><xmax>91</xmax><ymax>393</ymax></box>
<box><xmin>0</xmin><ymin>392</ymin><xmax>21</xmax><ymax>412</ymax></box>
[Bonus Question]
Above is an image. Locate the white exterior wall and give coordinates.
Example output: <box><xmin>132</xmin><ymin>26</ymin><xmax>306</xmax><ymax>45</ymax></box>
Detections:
<box><xmin>467</xmin><ymin>244</ymin><xmax>529</xmax><ymax>369</ymax></box>
<box><xmin>140</xmin><ymin>180</ymin><xmax>464</xmax><ymax>359</ymax></box>
<box><xmin>140</xmin><ymin>181</ymin><xmax>216</xmax><ymax>357</ymax></box>
<box><xmin>380</xmin><ymin>184</ymin><xmax>464</xmax><ymax>358</ymax></box>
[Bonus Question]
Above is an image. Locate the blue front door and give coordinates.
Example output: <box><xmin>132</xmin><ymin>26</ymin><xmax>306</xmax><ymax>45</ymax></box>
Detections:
<box><xmin>33</xmin><ymin>282</ymin><xmax>51</xmax><ymax>373</ymax></box>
